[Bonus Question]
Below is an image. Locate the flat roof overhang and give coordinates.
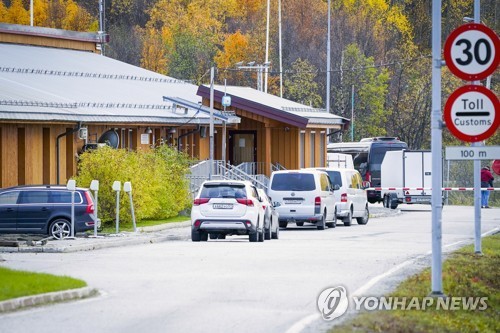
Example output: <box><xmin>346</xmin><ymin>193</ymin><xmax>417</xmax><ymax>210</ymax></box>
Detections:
<box><xmin>197</xmin><ymin>85</ymin><xmax>309</xmax><ymax>128</ymax></box>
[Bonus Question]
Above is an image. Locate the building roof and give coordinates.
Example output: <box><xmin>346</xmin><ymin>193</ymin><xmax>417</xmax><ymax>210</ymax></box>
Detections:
<box><xmin>197</xmin><ymin>85</ymin><xmax>348</xmax><ymax>129</ymax></box>
<box><xmin>0</xmin><ymin>25</ymin><xmax>346</xmax><ymax>129</ymax></box>
<box><xmin>0</xmin><ymin>23</ymin><xmax>106</xmax><ymax>44</ymax></box>
<box><xmin>0</xmin><ymin>43</ymin><xmax>212</xmax><ymax>125</ymax></box>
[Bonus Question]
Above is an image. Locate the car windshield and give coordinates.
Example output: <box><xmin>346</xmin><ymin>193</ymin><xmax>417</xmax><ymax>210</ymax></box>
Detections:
<box><xmin>200</xmin><ymin>185</ymin><xmax>246</xmax><ymax>199</ymax></box>
<box><xmin>324</xmin><ymin>171</ymin><xmax>342</xmax><ymax>187</ymax></box>
<box><xmin>271</xmin><ymin>173</ymin><xmax>316</xmax><ymax>191</ymax></box>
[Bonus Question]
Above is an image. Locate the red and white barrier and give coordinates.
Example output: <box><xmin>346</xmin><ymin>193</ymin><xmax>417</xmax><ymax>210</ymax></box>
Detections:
<box><xmin>366</xmin><ymin>187</ymin><xmax>498</xmax><ymax>191</ymax></box>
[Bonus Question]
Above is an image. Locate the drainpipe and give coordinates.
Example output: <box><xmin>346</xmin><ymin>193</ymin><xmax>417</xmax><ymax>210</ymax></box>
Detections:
<box><xmin>177</xmin><ymin>125</ymin><xmax>201</xmax><ymax>151</ymax></box>
<box><xmin>56</xmin><ymin>122</ymin><xmax>81</xmax><ymax>184</ymax></box>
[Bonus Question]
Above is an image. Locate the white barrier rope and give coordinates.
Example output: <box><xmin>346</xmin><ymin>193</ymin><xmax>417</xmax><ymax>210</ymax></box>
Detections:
<box><xmin>366</xmin><ymin>187</ymin><xmax>498</xmax><ymax>191</ymax></box>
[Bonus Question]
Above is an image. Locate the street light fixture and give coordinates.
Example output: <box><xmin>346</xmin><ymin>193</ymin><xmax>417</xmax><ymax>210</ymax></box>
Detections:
<box><xmin>236</xmin><ymin>61</ymin><xmax>271</xmax><ymax>92</ymax></box>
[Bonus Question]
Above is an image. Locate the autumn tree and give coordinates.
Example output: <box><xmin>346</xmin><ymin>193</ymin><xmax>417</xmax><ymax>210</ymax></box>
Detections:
<box><xmin>331</xmin><ymin>44</ymin><xmax>390</xmax><ymax>140</ymax></box>
<box><xmin>6</xmin><ymin>0</ymin><xmax>30</xmax><ymax>24</ymax></box>
<box><xmin>0</xmin><ymin>1</ymin><xmax>8</xmax><ymax>21</ymax></box>
<box><xmin>284</xmin><ymin>58</ymin><xmax>323</xmax><ymax>108</ymax></box>
<box><xmin>142</xmin><ymin>0</ymin><xmax>242</xmax><ymax>80</ymax></box>
<box><xmin>141</xmin><ymin>27</ymin><xmax>168</xmax><ymax>74</ymax></box>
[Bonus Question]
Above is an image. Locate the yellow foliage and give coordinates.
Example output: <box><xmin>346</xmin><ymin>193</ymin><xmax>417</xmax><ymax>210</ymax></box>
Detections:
<box><xmin>1</xmin><ymin>0</ymin><xmax>95</xmax><ymax>31</ymax></box>
<box><xmin>6</xmin><ymin>0</ymin><xmax>30</xmax><ymax>25</ymax></box>
<box><xmin>235</xmin><ymin>0</ymin><xmax>265</xmax><ymax>15</ymax></box>
<box><xmin>0</xmin><ymin>1</ymin><xmax>7</xmax><ymax>22</ymax></box>
<box><xmin>34</xmin><ymin>0</ymin><xmax>49</xmax><ymax>26</ymax></box>
<box><xmin>140</xmin><ymin>29</ymin><xmax>168</xmax><ymax>74</ymax></box>
<box><xmin>62</xmin><ymin>0</ymin><xmax>94</xmax><ymax>31</ymax></box>
<box><xmin>214</xmin><ymin>31</ymin><xmax>250</xmax><ymax>68</ymax></box>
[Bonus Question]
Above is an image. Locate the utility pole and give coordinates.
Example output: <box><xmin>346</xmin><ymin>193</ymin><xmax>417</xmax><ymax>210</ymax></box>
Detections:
<box><xmin>264</xmin><ymin>0</ymin><xmax>270</xmax><ymax>93</ymax></box>
<box><xmin>209</xmin><ymin>67</ymin><xmax>214</xmax><ymax>180</ymax></box>
<box><xmin>326</xmin><ymin>0</ymin><xmax>331</xmax><ymax>115</ymax></box>
<box><xmin>278</xmin><ymin>0</ymin><xmax>283</xmax><ymax>97</ymax></box>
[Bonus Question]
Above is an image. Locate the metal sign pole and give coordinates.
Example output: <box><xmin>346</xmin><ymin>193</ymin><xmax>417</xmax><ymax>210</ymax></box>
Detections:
<box><xmin>472</xmin><ymin>0</ymin><xmax>482</xmax><ymax>255</ymax></box>
<box><xmin>431</xmin><ymin>0</ymin><xmax>444</xmax><ymax>296</ymax></box>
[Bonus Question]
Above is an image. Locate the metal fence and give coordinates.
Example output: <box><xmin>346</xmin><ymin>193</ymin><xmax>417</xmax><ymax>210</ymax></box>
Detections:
<box><xmin>443</xmin><ymin>159</ymin><xmax>499</xmax><ymax>206</ymax></box>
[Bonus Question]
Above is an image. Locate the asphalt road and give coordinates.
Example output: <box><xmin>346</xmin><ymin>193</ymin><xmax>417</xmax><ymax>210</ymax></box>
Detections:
<box><xmin>0</xmin><ymin>205</ymin><xmax>498</xmax><ymax>333</ymax></box>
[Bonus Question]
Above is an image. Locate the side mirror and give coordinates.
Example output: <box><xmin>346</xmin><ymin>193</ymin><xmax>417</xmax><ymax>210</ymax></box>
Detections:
<box><xmin>273</xmin><ymin>202</ymin><xmax>281</xmax><ymax>208</ymax></box>
<box><xmin>332</xmin><ymin>184</ymin><xmax>340</xmax><ymax>191</ymax></box>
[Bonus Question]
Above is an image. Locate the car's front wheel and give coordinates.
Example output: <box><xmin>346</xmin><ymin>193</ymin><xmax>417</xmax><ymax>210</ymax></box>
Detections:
<box><xmin>357</xmin><ymin>205</ymin><xmax>369</xmax><ymax>225</ymax></box>
<box><xmin>249</xmin><ymin>232</ymin><xmax>259</xmax><ymax>242</ymax></box>
<box><xmin>192</xmin><ymin>230</ymin><xmax>201</xmax><ymax>242</ymax></box>
<box><xmin>343</xmin><ymin>209</ymin><xmax>352</xmax><ymax>226</ymax></box>
<box><xmin>272</xmin><ymin>222</ymin><xmax>279</xmax><ymax>239</ymax></box>
<box><xmin>258</xmin><ymin>224</ymin><xmax>265</xmax><ymax>242</ymax></box>
<box><xmin>317</xmin><ymin>211</ymin><xmax>326</xmax><ymax>230</ymax></box>
<box><xmin>49</xmin><ymin>219</ymin><xmax>71</xmax><ymax>240</ymax></box>
<box><xmin>326</xmin><ymin>210</ymin><xmax>337</xmax><ymax>228</ymax></box>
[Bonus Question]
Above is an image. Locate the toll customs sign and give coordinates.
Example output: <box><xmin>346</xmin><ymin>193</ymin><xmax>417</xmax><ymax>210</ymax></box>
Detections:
<box><xmin>444</xmin><ymin>85</ymin><xmax>499</xmax><ymax>142</ymax></box>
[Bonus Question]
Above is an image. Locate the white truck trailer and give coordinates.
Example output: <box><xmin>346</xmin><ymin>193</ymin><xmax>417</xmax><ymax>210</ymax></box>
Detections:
<box><xmin>381</xmin><ymin>150</ymin><xmax>432</xmax><ymax>209</ymax></box>
<box><xmin>327</xmin><ymin>153</ymin><xmax>354</xmax><ymax>169</ymax></box>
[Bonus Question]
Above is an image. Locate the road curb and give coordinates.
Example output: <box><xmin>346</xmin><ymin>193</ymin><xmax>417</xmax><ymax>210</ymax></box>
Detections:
<box><xmin>0</xmin><ymin>287</ymin><xmax>98</xmax><ymax>313</ymax></box>
<box><xmin>138</xmin><ymin>220</ymin><xmax>191</xmax><ymax>232</ymax></box>
<box><xmin>0</xmin><ymin>221</ymin><xmax>191</xmax><ymax>253</ymax></box>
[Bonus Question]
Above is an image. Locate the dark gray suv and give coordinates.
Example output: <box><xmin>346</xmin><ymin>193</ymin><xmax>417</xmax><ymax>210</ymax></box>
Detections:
<box><xmin>0</xmin><ymin>185</ymin><xmax>98</xmax><ymax>239</ymax></box>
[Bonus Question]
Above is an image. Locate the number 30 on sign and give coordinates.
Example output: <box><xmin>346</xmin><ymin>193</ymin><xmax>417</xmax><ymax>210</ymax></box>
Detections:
<box><xmin>444</xmin><ymin>23</ymin><xmax>499</xmax><ymax>81</ymax></box>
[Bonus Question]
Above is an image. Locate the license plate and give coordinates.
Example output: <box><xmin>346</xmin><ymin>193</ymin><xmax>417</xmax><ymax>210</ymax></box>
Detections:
<box><xmin>213</xmin><ymin>203</ymin><xmax>233</xmax><ymax>209</ymax></box>
<box><xmin>284</xmin><ymin>200</ymin><xmax>302</xmax><ymax>204</ymax></box>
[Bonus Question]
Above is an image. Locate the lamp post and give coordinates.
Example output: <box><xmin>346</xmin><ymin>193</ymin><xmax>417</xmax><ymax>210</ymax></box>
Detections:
<box><xmin>237</xmin><ymin>62</ymin><xmax>271</xmax><ymax>92</ymax></box>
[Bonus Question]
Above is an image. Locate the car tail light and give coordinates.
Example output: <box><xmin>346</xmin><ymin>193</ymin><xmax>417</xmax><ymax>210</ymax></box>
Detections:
<box><xmin>341</xmin><ymin>193</ymin><xmax>348</xmax><ymax>202</ymax></box>
<box><xmin>405</xmin><ymin>197</ymin><xmax>411</xmax><ymax>202</ymax></box>
<box><xmin>194</xmin><ymin>220</ymin><xmax>201</xmax><ymax>227</ymax></box>
<box><xmin>365</xmin><ymin>170</ymin><xmax>371</xmax><ymax>182</ymax></box>
<box><xmin>245</xmin><ymin>221</ymin><xmax>252</xmax><ymax>227</ymax></box>
<box><xmin>236</xmin><ymin>198</ymin><xmax>254</xmax><ymax>206</ymax></box>
<box><xmin>262</xmin><ymin>205</ymin><xmax>266</xmax><ymax>210</ymax></box>
<box><xmin>84</xmin><ymin>191</ymin><xmax>94</xmax><ymax>214</ymax></box>
<box><xmin>315</xmin><ymin>196</ymin><xmax>321</xmax><ymax>206</ymax></box>
<box><xmin>193</xmin><ymin>198</ymin><xmax>210</xmax><ymax>206</ymax></box>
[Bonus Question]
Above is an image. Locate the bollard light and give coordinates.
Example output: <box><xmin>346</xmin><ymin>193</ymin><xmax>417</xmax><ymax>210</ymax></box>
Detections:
<box><xmin>90</xmin><ymin>180</ymin><xmax>99</xmax><ymax>237</ymax></box>
<box><xmin>66</xmin><ymin>179</ymin><xmax>76</xmax><ymax>239</ymax></box>
<box><xmin>112</xmin><ymin>181</ymin><xmax>121</xmax><ymax>234</ymax></box>
<box><xmin>124</xmin><ymin>182</ymin><xmax>137</xmax><ymax>232</ymax></box>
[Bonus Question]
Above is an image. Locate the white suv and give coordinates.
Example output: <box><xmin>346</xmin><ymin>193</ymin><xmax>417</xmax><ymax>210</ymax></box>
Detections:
<box><xmin>312</xmin><ymin>168</ymin><xmax>369</xmax><ymax>227</ymax></box>
<box><xmin>191</xmin><ymin>180</ymin><xmax>265</xmax><ymax>242</ymax></box>
<box><xmin>267</xmin><ymin>170</ymin><xmax>336</xmax><ymax>230</ymax></box>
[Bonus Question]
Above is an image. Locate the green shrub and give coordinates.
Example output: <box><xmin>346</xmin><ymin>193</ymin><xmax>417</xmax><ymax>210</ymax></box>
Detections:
<box><xmin>75</xmin><ymin>145</ymin><xmax>192</xmax><ymax>225</ymax></box>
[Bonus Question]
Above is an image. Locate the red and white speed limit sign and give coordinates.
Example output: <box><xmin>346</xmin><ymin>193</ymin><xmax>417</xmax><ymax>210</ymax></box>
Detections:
<box><xmin>444</xmin><ymin>23</ymin><xmax>499</xmax><ymax>81</ymax></box>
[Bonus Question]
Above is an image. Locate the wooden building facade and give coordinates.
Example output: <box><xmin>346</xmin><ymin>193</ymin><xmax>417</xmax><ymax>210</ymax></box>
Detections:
<box><xmin>0</xmin><ymin>23</ymin><xmax>347</xmax><ymax>189</ymax></box>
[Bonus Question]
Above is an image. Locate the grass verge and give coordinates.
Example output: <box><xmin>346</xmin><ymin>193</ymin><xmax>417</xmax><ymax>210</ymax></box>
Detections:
<box><xmin>330</xmin><ymin>233</ymin><xmax>500</xmax><ymax>333</ymax></box>
<box><xmin>99</xmin><ymin>215</ymin><xmax>190</xmax><ymax>233</ymax></box>
<box><xmin>0</xmin><ymin>267</ymin><xmax>87</xmax><ymax>301</ymax></box>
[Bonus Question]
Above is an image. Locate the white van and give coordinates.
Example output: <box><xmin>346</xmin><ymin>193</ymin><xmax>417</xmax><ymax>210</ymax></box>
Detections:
<box><xmin>267</xmin><ymin>169</ymin><xmax>336</xmax><ymax>230</ymax></box>
<box><xmin>311</xmin><ymin>168</ymin><xmax>369</xmax><ymax>227</ymax></box>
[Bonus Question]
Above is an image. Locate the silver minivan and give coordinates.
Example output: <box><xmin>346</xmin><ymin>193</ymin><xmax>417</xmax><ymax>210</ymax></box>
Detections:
<box><xmin>267</xmin><ymin>170</ymin><xmax>336</xmax><ymax>230</ymax></box>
